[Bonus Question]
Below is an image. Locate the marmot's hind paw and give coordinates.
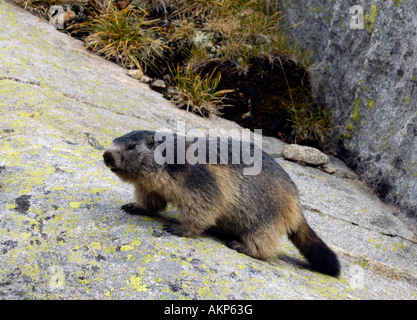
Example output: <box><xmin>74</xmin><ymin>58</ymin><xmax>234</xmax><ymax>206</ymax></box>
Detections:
<box><xmin>225</xmin><ymin>240</ymin><xmax>246</xmax><ymax>254</ymax></box>
<box><xmin>163</xmin><ymin>224</ymin><xmax>196</xmax><ymax>238</ymax></box>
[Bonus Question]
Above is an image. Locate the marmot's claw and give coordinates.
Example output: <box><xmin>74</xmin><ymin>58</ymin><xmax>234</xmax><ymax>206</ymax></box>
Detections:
<box><xmin>121</xmin><ymin>203</ymin><xmax>137</xmax><ymax>212</ymax></box>
<box><xmin>121</xmin><ymin>203</ymin><xmax>149</xmax><ymax>215</ymax></box>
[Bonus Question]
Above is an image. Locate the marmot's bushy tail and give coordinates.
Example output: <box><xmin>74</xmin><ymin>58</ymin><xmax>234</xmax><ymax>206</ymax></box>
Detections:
<box><xmin>288</xmin><ymin>220</ymin><xmax>341</xmax><ymax>277</ymax></box>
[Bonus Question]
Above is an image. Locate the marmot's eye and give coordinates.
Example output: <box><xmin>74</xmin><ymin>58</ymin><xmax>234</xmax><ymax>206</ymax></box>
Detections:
<box><xmin>126</xmin><ymin>144</ymin><xmax>136</xmax><ymax>151</ymax></box>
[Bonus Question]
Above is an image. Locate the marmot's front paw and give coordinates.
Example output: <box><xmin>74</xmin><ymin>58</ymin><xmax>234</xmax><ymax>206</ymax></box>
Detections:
<box><xmin>121</xmin><ymin>203</ymin><xmax>151</xmax><ymax>216</ymax></box>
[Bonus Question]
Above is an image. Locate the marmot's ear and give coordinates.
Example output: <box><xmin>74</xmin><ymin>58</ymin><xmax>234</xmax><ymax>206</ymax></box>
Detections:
<box><xmin>146</xmin><ymin>135</ymin><xmax>155</xmax><ymax>148</ymax></box>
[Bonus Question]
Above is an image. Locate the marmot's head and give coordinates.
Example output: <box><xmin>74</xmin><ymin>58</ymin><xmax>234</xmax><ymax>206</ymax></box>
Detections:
<box><xmin>103</xmin><ymin>131</ymin><xmax>159</xmax><ymax>182</ymax></box>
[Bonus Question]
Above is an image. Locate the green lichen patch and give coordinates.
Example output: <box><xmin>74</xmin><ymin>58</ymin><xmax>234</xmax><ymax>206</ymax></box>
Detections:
<box><xmin>364</xmin><ymin>4</ymin><xmax>378</xmax><ymax>34</ymax></box>
<box><xmin>353</xmin><ymin>97</ymin><xmax>361</xmax><ymax>122</ymax></box>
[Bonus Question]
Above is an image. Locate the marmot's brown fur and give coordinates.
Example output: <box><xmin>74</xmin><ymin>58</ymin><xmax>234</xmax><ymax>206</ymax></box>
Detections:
<box><xmin>103</xmin><ymin>130</ymin><xmax>340</xmax><ymax>277</ymax></box>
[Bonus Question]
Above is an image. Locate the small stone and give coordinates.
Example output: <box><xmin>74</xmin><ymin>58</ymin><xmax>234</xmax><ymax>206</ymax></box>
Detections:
<box><xmin>321</xmin><ymin>164</ymin><xmax>336</xmax><ymax>175</ymax></box>
<box><xmin>150</xmin><ymin>79</ymin><xmax>166</xmax><ymax>93</ymax></box>
<box><xmin>48</xmin><ymin>5</ymin><xmax>76</xmax><ymax>30</ymax></box>
<box><xmin>127</xmin><ymin>69</ymin><xmax>144</xmax><ymax>80</ymax></box>
<box><xmin>164</xmin><ymin>86</ymin><xmax>178</xmax><ymax>99</ymax></box>
<box><xmin>283</xmin><ymin>144</ymin><xmax>329</xmax><ymax>166</ymax></box>
<box><xmin>139</xmin><ymin>76</ymin><xmax>152</xmax><ymax>83</ymax></box>
<box><xmin>166</xmin><ymin>87</ymin><xmax>177</xmax><ymax>95</ymax></box>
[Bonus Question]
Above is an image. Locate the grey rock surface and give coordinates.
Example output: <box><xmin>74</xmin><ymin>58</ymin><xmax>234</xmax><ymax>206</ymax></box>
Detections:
<box><xmin>1</xmin><ymin>1</ymin><xmax>417</xmax><ymax>300</ymax></box>
<box><xmin>261</xmin><ymin>135</ymin><xmax>286</xmax><ymax>159</ymax></box>
<box><xmin>279</xmin><ymin>0</ymin><xmax>417</xmax><ymax>221</ymax></box>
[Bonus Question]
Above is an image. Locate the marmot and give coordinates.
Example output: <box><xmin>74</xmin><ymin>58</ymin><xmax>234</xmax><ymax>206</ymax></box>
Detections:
<box><xmin>103</xmin><ymin>130</ymin><xmax>340</xmax><ymax>277</ymax></box>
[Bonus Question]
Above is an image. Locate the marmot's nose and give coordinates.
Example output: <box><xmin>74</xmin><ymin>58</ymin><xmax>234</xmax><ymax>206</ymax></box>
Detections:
<box><xmin>103</xmin><ymin>151</ymin><xmax>115</xmax><ymax>168</ymax></box>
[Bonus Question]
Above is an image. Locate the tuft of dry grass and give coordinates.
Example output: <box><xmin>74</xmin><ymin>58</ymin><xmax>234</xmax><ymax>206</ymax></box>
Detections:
<box><xmin>285</xmin><ymin>101</ymin><xmax>333</xmax><ymax>147</ymax></box>
<box><xmin>74</xmin><ymin>2</ymin><xmax>166</xmax><ymax>70</ymax></box>
<box><xmin>169</xmin><ymin>64</ymin><xmax>233</xmax><ymax>116</ymax></box>
<box><xmin>167</xmin><ymin>0</ymin><xmax>312</xmax><ymax>73</ymax></box>
<box><xmin>277</xmin><ymin>57</ymin><xmax>332</xmax><ymax>147</ymax></box>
